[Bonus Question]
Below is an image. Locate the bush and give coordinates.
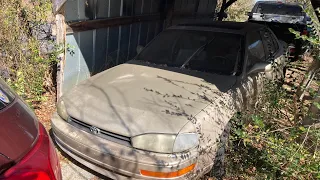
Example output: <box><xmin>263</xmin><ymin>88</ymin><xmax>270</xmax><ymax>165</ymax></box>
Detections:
<box><xmin>0</xmin><ymin>0</ymin><xmax>57</xmax><ymax>105</ymax></box>
<box><xmin>226</xmin><ymin>82</ymin><xmax>320</xmax><ymax>179</ymax></box>
<box><xmin>224</xmin><ymin>1</ymin><xmax>320</xmax><ymax>179</ymax></box>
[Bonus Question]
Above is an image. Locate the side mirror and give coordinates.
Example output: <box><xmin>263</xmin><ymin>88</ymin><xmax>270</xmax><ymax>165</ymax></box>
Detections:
<box><xmin>247</xmin><ymin>62</ymin><xmax>272</xmax><ymax>76</ymax></box>
<box><xmin>136</xmin><ymin>45</ymin><xmax>144</xmax><ymax>54</ymax></box>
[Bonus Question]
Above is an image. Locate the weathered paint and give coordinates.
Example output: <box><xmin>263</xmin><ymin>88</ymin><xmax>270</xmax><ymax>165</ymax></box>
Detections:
<box><xmin>55</xmin><ymin>13</ymin><xmax>66</xmax><ymax>99</ymax></box>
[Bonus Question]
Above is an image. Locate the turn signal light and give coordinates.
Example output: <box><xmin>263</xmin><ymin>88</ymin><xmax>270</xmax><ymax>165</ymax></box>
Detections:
<box><xmin>140</xmin><ymin>164</ymin><xmax>195</xmax><ymax>178</ymax></box>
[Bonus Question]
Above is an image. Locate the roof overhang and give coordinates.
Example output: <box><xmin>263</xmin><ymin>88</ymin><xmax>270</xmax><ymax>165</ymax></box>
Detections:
<box><xmin>52</xmin><ymin>0</ymin><xmax>67</xmax><ymax>14</ymax></box>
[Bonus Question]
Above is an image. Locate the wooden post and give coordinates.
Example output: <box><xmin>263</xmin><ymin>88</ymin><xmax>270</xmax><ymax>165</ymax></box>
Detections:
<box><xmin>55</xmin><ymin>10</ymin><xmax>66</xmax><ymax>100</ymax></box>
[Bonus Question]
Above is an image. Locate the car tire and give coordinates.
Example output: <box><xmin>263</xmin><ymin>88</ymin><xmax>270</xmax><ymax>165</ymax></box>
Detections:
<box><xmin>208</xmin><ymin>123</ymin><xmax>231</xmax><ymax>180</ymax></box>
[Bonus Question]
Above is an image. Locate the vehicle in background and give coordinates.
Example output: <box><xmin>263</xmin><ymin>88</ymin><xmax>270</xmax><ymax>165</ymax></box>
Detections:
<box><xmin>0</xmin><ymin>78</ymin><xmax>61</xmax><ymax>180</ymax></box>
<box><xmin>247</xmin><ymin>1</ymin><xmax>310</xmax><ymax>61</ymax></box>
<box><xmin>52</xmin><ymin>21</ymin><xmax>286</xmax><ymax>179</ymax></box>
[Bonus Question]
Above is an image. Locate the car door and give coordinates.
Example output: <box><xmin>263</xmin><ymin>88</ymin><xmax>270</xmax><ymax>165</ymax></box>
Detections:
<box><xmin>260</xmin><ymin>28</ymin><xmax>286</xmax><ymax>80</ymax></box>
<box><xmin>240</xmin><ymin>30</ymin><xmax>267</xmax><ymax>110</ymax></box>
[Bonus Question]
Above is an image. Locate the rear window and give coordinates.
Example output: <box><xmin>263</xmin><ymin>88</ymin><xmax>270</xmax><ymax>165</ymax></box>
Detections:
<box><xmin>255</xmin><ymin>3</ymin><xmax>303</xmax><ymax>16</ymax></box>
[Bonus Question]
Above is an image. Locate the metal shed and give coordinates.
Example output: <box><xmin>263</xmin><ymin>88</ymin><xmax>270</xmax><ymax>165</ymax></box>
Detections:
<box><xmin>53</xmin><ymin>0</ymin><xmax>219</xmax><ymax>97</ymax></box>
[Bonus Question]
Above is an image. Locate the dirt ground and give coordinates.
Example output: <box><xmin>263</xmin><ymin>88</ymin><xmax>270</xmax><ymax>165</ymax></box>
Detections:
<box><xmin>34</xmin><ymin>92</ymin><xmax>56</xmax><ymax>131</ymax></box>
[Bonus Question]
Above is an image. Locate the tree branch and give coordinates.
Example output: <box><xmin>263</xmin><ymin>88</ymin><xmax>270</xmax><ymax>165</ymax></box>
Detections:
<box><xmin>218</xmin><ymin>0</ymin><xmax>237</xmax><ymax>21</ymax></box>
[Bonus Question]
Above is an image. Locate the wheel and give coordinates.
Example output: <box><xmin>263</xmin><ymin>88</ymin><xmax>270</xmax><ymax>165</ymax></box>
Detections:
<box><xmin>209</xmin><ymin>123</ymin><xmax>231</xmax><ymax>180</ymax></box>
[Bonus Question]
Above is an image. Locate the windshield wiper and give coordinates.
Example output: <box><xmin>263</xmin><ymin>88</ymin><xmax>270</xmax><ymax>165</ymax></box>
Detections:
<box><xmin>181</xmin><ymin>37</ymin><xmax>216</xmax><ymax>69</ymax></box>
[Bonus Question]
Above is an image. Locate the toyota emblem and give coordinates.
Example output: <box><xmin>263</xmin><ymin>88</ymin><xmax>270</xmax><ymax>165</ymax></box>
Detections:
<box><xmin>89</xmin><ymin>126</ymin><xmax>101</xmax><ymax>134</ymax></box>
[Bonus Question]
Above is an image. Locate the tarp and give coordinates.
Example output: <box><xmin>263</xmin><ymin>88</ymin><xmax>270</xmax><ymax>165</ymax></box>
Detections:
<box><xmin>52</xmin><ymin>0</ymin><xmax>67</xmax><ymax>14</ymax></box>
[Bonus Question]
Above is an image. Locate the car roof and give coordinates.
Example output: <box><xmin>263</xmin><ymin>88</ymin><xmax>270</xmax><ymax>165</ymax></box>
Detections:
<box><xmin>169</xmin><ymin>21</ymin><xmax>266</xmax><ymax>35</ymax></box>
<box><xmin>255</xmin><ymin>1</ymin><xmax>301</xmax><ymax>7</ymax></box>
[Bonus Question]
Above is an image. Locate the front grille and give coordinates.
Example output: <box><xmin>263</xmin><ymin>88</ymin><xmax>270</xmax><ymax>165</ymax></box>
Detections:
<box><xmin>68</xmin><ymin>117</ymin><xmax>131</xmax><ymax>147</ymax></box>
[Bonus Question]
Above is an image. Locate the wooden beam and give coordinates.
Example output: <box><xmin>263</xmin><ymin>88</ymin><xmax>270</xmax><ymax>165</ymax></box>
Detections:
<box><xmin>55</xmin><ymin>13</ymin><xmax>66</xmax><ymax>99</ymax></box>
<box><xmin>67</xmin><ymin>13</ymin><xmax>161</xmax><ymax>34</ymax></box>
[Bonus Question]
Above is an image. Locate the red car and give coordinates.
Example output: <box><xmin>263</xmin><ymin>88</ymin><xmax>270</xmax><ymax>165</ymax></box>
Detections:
<box><xmin>0</xmin><ymin>79</ymin><xmax>61</xmax><ymax>180</ymax></box>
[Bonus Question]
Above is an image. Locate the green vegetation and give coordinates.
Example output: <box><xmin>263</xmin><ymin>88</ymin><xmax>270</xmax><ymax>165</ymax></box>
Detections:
<box><xmin>0</xmin><ymin>0</ymin><xmax>58</xmax><ymax>105</ymax></box>
<box><xmin>224</xmin><ymin>1</ymin><xmax>320</xmax><ymax>179</ymax></box>
<box><xmin>226</xmin><ymin>82</ymin><xmax>320</xmax><ymax>179</ymax></box>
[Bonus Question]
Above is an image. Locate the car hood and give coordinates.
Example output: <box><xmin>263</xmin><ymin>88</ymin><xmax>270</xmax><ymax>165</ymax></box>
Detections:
<box><xmin>251</xmin><ymin>13</ymin><xmax>305</xmax><ymax>24</ymax></box>
<box><xmin>62</xmin><ymin>61</ymin><xmax>236</xmax><ymax>137</ymax></box>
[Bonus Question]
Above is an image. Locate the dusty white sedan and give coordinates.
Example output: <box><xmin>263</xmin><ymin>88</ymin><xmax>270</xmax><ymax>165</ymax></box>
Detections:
<box><xmin>51</xmin><ymin>21</ymin><xmax>286</xmax><ymax>179</ymax></box>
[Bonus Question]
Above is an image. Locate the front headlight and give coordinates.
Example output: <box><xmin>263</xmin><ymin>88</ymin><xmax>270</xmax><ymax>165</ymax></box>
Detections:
<box><xmin>131</xmin><ymin>133</ymin><xmax>198</xmax><ymax>154</ymax></box>
<box><xmin>173</xmin><ymin>133</ymin><xmax>199</xmax><ymax>153</ymax></box>
<box><xmin>57</xmin><ymin>99</ymin><xmax>68</xmax><ymax>120</ymax></box>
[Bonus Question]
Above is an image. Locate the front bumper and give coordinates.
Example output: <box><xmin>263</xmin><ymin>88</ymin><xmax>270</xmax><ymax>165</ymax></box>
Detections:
<box><xmin>51</xmin><ymin>113</ymin><xmax>199</xmax><ymax>179</ymax></box>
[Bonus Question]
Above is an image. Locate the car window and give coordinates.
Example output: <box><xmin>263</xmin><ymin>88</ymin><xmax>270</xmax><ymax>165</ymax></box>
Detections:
<box><xmin>255</xmin><ymin>3</ymin><xmax>303</xmax><ymax>16</ymax></box>
<box><xmin>260</xmin><ymin>29</ymin><xmax>279</xmax><ymax>59</ymax></box>
<box><xmin>136</xmin><ymin>29</ymin><xmax>243</xmax><ymax>75</ymax></box>
<box><xmin>188</xmin><ymin>33</ymin><xmax>242</xmax><ymax>75</ymax></box>
<box><xmin>136</xmin><ymin>30</ymin><xmax>214</xmax><ymax>67</ymax></box>
<box><xmin>246</xmin><ymin>31</ymin><xmax>265</xmax><ymax>69</ymax></box>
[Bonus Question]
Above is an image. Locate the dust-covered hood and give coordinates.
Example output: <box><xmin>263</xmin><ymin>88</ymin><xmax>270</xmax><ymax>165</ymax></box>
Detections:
<box><xmin>62</xmin><ymin>61</ymin><xmax>236</xmax><ymax>137</ymax></box>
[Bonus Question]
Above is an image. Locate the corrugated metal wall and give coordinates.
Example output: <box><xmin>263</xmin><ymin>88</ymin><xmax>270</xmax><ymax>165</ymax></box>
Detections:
<box><xmin>63</xmin><ymin>0</ymin><xmax>217</xmax><ymax>94</ymax></box>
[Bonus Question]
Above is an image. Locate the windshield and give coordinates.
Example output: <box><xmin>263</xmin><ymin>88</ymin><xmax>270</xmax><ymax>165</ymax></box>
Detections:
<box><xmin>255</xmin><ymin>3</ymin><xmax>303</xmax><ymax>16</ymax></box>
<box><xmin>136</xmin><ymin>30</ymin><xmax>243</xmax><ymax>75</ymax></box>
